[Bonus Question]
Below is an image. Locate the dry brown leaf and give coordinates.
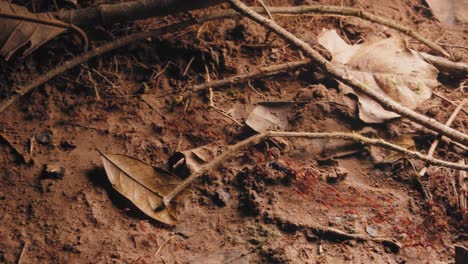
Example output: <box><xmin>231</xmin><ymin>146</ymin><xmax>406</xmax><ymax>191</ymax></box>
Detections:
<box><xmin>100</xmin><ymin>153</ymin><xmax>183</xmax><ymax>225</ymax></box>
<box><xmin>425</xmin><ymin>0</ymin><xmax>468</xmax><ymax>25</ymax></box>
<box><xmin>245</xmin><ymin>102</ymin><xmax>293</xmax><ymax>133</ymax></box>
<box><xmin>0</xmin><ymin>0</ymin><xmax>66</xmax><ymax>60</ymax></box>
<box><xmin>318</xmin><ymin>29</ymin><xmax>439</xmax><ymax>123</ymax></box>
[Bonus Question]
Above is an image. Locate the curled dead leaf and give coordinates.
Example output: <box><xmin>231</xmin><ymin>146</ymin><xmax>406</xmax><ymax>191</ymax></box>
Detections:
<box><xmin>100</xmin><ymin>152</ymin><xmax>184</xmax><ymax>225</ymax></box>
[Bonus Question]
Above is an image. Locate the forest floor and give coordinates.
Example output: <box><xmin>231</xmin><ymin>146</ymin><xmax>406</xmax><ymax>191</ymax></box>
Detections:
<box><xmin>0</xmin><ymin>0</ymin><xmax>467</xmax><ymax>263</ymax></box>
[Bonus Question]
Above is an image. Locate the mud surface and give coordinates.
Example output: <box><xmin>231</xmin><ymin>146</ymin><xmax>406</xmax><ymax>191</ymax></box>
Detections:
<box><xmin>0</xmin><ymin>0</ymin><xmax>467</xmax><ymax>263</ymax></box>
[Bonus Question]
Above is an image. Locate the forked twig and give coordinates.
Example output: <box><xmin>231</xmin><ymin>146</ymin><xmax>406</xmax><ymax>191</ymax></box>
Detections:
<box><xmin>158</xmin><ymin>131</ymin><xmax>468</xmax><ymax>210</ymax></box>
<box><xmin>226</xmin><ymin>0</ymin><xmax>468</xmax><ymax>145</ymax></box>
<box><xmin>419</xmin><ymin>99</ymin><xmax>466</xmax><ymax>176</ymax></box>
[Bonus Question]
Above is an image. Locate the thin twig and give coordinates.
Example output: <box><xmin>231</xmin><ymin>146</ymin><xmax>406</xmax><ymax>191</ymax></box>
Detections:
<box><xmin>437</xmin><ymin>43</ymin><xmax>468</xmax><ymax>50</ymax></box>
<box><xmin>154</xmin><ymin>235</ymin><xmax>176</xmax><ymax>258</ymax></box>
<box><xmin>227</xmin><ymin>0</ymin><xmax>468</xmax><ymax>145</ymax></box>
<box><xmin>158</xmin><ymin>131</ymin><xmax>468</xmax><ymax>210</ymax></box>
<box><xmin>433</xmin><ymin>92</ymin><xmax>468</xmax><ymax>115</ymax></box>
<box><xmin>258</xmin><ymin>0</ymin><xmax>274</xmax><ymax>20</ymax></box>
<box><xmin>459</xmin><ymin>160</ymin><xmax>467</xmax><ymax>212</ymax></box>
<box><xmin>419</xmin><ymin>99</ymin><xmax>466</xmax><ymax>176</ymax></box>
<box><xmin>209</xmin><ymin>87</ymin><xmax>243</xmax><ymax>126</ymax></box>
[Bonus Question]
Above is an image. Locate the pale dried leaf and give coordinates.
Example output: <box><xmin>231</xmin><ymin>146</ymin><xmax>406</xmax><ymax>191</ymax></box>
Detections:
<box><xmin>0</xmin><ymin>0</ymin><xmax>66</xmax><ymax>60</ymax></box>
<box><xmin>245</xmin><ymin>102</ymin><xmax>292</xmax><ymax>133</ymax></box>
<box><xmin>425</xmin><ymin>0</ymin><xmax>468</xmax><ymax>25</ymax></box>
<box><xmin>318</xmin><ymin>29</ymin><xmax>439</xmax><ymax>123</ymax></box>
<box><xmin>100</xmin><ymin>153</ymin><xmax>183</xmax><ymax>225</ymax></box>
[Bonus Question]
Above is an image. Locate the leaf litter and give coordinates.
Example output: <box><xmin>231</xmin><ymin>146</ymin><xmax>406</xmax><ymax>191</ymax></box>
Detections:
<box><xmin>318</xmin><ymin>29</ymin><xmax>439</xmax><ymax>123</ymax></box>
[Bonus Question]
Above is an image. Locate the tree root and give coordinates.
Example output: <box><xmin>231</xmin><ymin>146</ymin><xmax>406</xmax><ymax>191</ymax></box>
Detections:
<box><xmin>263</xmin><ymin>211</ymin><xmax>402</xmax><ymax>253</ymax></box>
<box><xmin>227</xmin><ymin>0</ymin><xmax>468</xmax><ymax>145</ymax></box>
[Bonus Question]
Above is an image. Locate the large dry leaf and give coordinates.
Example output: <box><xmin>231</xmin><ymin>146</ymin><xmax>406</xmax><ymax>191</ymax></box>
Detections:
<box><xmin>245</xmin><ymin>102</ymin><xmax>292</xmax><ymax>133</ymax></box>
<box><xmin>425</xmin><ymin>0</ymin><xmax>468</xmax><ymax>25</ymax></box>
<box><xmin>100</xmin><ymin>153</ymin><xmax>183</xmax><ymax>225</ymax></box>
<box><xmin>0</xmin><ymin>0</ymin><xmax>66</xmax><ymax>60</ymax></box>
<box><xmin>318</xmin><ymin>29</ymin><xmax>439</xmax><ymax>123</ymax></box>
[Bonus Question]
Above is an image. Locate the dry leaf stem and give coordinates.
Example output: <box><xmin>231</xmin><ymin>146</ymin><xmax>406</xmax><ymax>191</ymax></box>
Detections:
<box><xmin>227</xmin><ymin>0</ymin><xmax>468</xmax><ymax>145</ymax></box>
<box><xmin>419</xmin><ymin>99</ymin><xmax>467</xmax><ymax>177</ymax></box>
<box><xmin>160</xmin><ymin>131</ymin><xmax>468</xmax><ymax>209</ymax></box>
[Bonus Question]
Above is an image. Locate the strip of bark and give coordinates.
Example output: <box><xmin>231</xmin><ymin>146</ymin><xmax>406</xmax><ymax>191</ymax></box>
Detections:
<box><xmin>227</xmin><ymin>0</ymin><xmax>468</xmax><ymax>145</ymax></box>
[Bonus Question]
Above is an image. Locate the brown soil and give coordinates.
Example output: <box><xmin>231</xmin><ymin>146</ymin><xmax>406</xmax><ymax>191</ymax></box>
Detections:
<box><xmin>0</xmin><ymin>0</ymin><xmax>467</xmax><ymax>263</ymax></box>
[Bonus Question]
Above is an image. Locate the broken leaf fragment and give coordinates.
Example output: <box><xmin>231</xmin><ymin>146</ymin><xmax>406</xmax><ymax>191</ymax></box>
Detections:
<box><xmin>169</xmin><ymin>143</ymin><xmax>227</xmax><ymax>179</ymax></box>
<box><xmin>245</xmin><ymin>102</ymin><xmax>293</xmax><ymax>133</ymax></box>
<box><xmin>318</xmin><ymin>29</ymin><xmax>439</xmax><ymax>123</ymax></box>
<box><xmin>100</xmin><ymin>153</ymin><xmax>184</xmax><ymax>225</ymax></box>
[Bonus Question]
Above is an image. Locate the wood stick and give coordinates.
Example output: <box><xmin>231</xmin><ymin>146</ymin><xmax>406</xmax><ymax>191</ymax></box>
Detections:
<box><xmin>158</xmin><ymin>131</ymin><xmax>468</xmax><ymax>210</ymax></box>
<box><xmin>418</xmin><ymin>52</ymin><xmax>468</xmax><ymax>76</ymax></box>
<box><xmin>459</xmin><ymin>160</ymin><xmax>467</xmax><ymax>212</ymax></box>
<box><xmin>419</xmin><ymin>99</ymin><xmax>466</xmax><ymax>176</ymax></box>
<box><xmin>226</xmin><ymin>0</ymin><xmax>468</xmax><ymax>145</ymax></box>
